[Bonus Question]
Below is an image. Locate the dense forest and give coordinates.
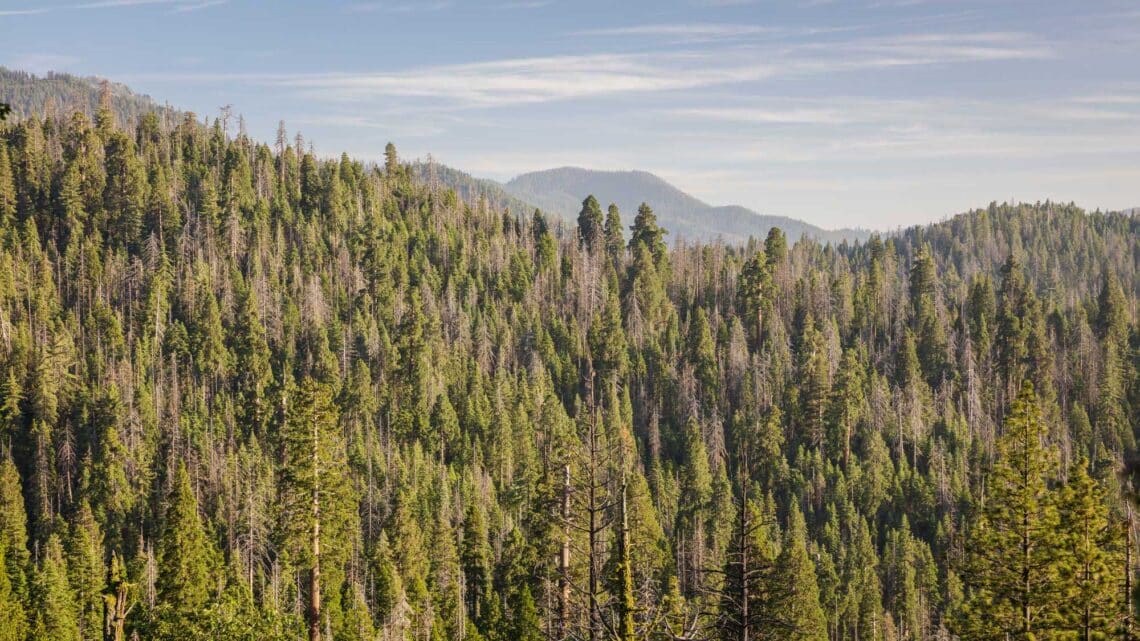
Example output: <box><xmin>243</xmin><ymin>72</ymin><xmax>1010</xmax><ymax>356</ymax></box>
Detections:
<box><xmin>0</xmin><ymin>91</ymin><xmax>1137</xmax><ymax>641</ymax></box>
<box><xmin>0</xmin><ymin>68</ymin><xmax>174</xmax><ymax>129</ymax></box>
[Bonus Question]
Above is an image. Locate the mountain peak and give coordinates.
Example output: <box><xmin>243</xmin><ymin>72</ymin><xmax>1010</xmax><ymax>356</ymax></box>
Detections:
<box><xmin>504</xmin><ymin>166</ymin><xmax>867</xmax><ymax>245</ymax></box>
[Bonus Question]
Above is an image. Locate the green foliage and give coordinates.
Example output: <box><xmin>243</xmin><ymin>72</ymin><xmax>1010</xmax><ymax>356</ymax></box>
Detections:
<box><xmin>577</xmin><ymin>194</ymin><xmax>604</xmax><ymax>252</ymax></box>
<box><xmin>154</xmin><ymin>464</ymin><xmax>218</xmax><ymax>626</ymax></box>
<box><xmin>0</xmin><ymin>536</ymin><xmax>26</xmax><ymax>641</ymax></box>
<box><xmin>0</xmin><ymin>93</ymin><xmax>1136</xmax><ymax>641</ymax></box>
<box><xmin>955</xmin><ymin>382</ymin><xmax>1062</xmax><ymax>639</ymax></box>
<box><xmin>30</xmin><ymin>535</ymin><xmax>80</xmax><ymax>641</ymax></box>
<box><xmin>772</xmin><ymin>506</ymin><xmax>827</xmax><ymax>641</ymax></box>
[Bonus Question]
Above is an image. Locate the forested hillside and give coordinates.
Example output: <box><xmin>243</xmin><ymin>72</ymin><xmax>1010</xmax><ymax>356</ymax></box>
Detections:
<box><xmin>408</xmin><ymin>159</ymin><xmax>541</xmax><ymax>223</ymax></box>
<box><xmin>0</xmin><ymin>67</ymin><xmax>176</xmax><ymax>127</ymax></box>
<box><xmin>0</xmin><ymin>96</ymin><xmax>1138</xmax><ymax>641</ymax></box>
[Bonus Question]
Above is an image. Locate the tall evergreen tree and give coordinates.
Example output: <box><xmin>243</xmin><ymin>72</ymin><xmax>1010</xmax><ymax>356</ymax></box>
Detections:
<box><xmin>771</xmin><ymin>506</ymin><xmax>827</xmax><ymax>641</ymax></box>
<box><xmin>1055</xmin><ymin>457</ymin><xmax>1123</xmax><ymax>639</ymax></box>
<box><xmin>279</xmin><ymin>378</ymin><xmax>355</xmax><ymax>641</ymax></box>
<box><xmin>578</xmin><ymin>195</ymin><xmax>605</xmax><ymax>253</ymax></box>
<box><xmin>955</xmin><ymin>381</ymin><xmax>1061</xmax><ymax>640</ymax></box>
<box><xmin>153</xmin><ymin>464</ymin><xmax>217</xmax><ymax>635</ymax></box>
<box><xmin>30</xmin><ymin>535</ymin><xmax>80</xmax><ymax>641</ymax></box>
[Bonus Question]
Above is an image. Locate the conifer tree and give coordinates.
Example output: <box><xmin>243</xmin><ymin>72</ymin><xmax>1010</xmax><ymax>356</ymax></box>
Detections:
<box><xmin>678</xmin><ymin>416</ymin><xmax>713</xmax><ymax>598</ymax></box>
<box><xmin>715</xmin><ymin>487</ymin><xmax>778</xmax><ymax>641</ymax></box>
<box><xmin>629</xmin><ymin>202</ymin><xmax>668</xmax><ymax>273</ymax></box>
<box><xmin>384</xmin><ymin>142</ymin><xmax>399</xmax><ymax>176</ymax></box>
<box><xmin>154</xmin><ymin>464</ymin><xmax>216</xmax><ymax>633</ymax></box>
<box><xmin>64</xmin><ymin>501</ymin><xmax>105</xmax><ymax>639</ymax></box>
<box><xmin>0</xmin><ymin>457</ymin><xmax>29</xmax><ymax>605</ymax></box>
<box><xmin>0</xmin><ymin>537</ymin><xmax>26</xmax><ymax>641</ymax></box>
<box><xmin>512</xmin><ymin>584</ymin><xmax>544</xmax><ymax>641</ymax></box>
<box><xmin>604</xmin><ymin>203</ymin><xmax>625</xmax><ymax>270</ymax></box>
<box><xmin>0</xmin><ymin>145</ymin><xmax>15</xmax><ymax>226</ymax></box>
<box><xmin>771</xmin><ymin>506</ymin><xmax>827</xmax><ymax>641</ymax></box>
<box><xmin>955</xmin><ymin>381</ymin><xmax>1061</xmax><ymax>640</ymax></box>
<box><xmin>461</xmin><ymin>502</ymin><xmax>492</xmax><ymax>623</ymax></box>
<box><xmin>30</xmin><ymin>535</ymin><xmax>80</xmax><ymax>641</ymax></box>
<box><xmin>1055</xmin><ymin>457</ymin><xmax>1123</xmax><ymax>639</ymax></box>
<box><xmin>280</xmin><ymin>378</ymin><xmax>354</xmax><ymax>641</ymax></box>
<box><xmin>578</xmin><ymin>195</ymin><xmax>605</xmax><ymax>253</ymax></box>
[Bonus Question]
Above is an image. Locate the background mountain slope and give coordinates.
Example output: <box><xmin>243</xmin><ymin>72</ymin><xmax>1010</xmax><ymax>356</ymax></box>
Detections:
<box><xmin>504</xmin><ymin>166</ymin><xmax>870</xmax><ymax>245</ymax></box>
<box><xmin>0</xmin><ymin>66</ymin><xmax>178</xmax><ymax>125</ymax></box>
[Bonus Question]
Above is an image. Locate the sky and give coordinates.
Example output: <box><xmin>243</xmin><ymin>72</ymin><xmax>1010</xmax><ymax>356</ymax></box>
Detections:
<box><xmin>2</xmin><ymin>0</ymin><xmax>1139</xmax><ymax>230</ymax></box>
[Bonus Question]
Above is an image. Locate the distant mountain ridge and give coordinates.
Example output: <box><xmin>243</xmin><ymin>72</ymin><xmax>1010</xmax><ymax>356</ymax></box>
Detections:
<box><xmin>502</xmin><ymin>167</ymin><xmax>869</xmax><ymax>245</ymax></box>
<box><xmin>0</xmin><ymin>66</ymin><xmax>178</xmax><ymax>125</ymax></box>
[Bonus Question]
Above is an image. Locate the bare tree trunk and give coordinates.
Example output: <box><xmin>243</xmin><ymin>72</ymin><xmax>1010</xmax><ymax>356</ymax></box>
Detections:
<box><xmin>1126</xmin><ymin>507</ymin><xmax>1134</xmax><ymax>641</ymax></box>
<box><xmin>588</xmin><ymin>411</ymin><xmax>600</xmax><ymax>641</ymax></box>
<box><xmin>560</xmin><ymin>464</ymin><xmax>571</xmax><ymax>640</ymax></box>
<box><xmin>309</xmin><ymin>419</ymin><xmax>323</xmax><ymax>641</ymax></box>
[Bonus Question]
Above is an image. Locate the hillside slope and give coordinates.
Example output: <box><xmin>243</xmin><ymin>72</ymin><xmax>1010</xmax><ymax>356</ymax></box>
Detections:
<box><xmin>0</xmin><ymin>66</ymin><xmax>177</xmax><ymax>125</ymax></box>
<box><xmin>505</xmin><ymin>166</ymin><xmax>869</xmax><ymax>245</ymax></box>
<box><xmin>409</xmin><ymin>159</ymin><xmax>541</xmax><ymax>219</ymax></box>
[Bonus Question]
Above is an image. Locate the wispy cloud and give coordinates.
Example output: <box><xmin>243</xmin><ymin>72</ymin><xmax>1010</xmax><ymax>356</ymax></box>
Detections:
<box><xmin>575</xmin><ymin>23</ymin><xmax>778</xmax><ymax>39</ymax></box>
<box><xmin>73</xmin><ymin>0</ymin><xmax>180</xmax><ymax>8</ymax></box>
<box><xmin>292</xmin><ymin>114</ymin><xmax>450</xmax><ymax>138</ymax></box>
<box><xmin>669</xmin><ymin>106</ymin><xmax>855</xmax><ymax>125</ymax></box>
<box><xmin>122</xmin><ymin>30</ymin><xmax>1052</xmax><ymax>111</ymax></box>
<box><xmin>346</xmin><ymin>1</ymin><xmax>452</xmax><ymax>13</ymax></box>
<box><xmin>660</xmin><ymin>94</ymin><xmax>1140</xmax><ymax>168</ymax></box>
<box><xmin>266</xmin><ymin>52</ymin><xmax>772</xmax><ymax>106</ymax></box>
<box><xmin>14</xmin><ymin>0</ymin><xmax>226</xmax><ymax>12</ymax></box>
<box><xmin>171</xmin><ymin>0</ymin><xmax>228</xmax><ymax>12</ymax></box>
<box><xmin>495</xmin><ymin>0</ymin><xmax>553</xmax><ymax>9</ymax></box>
<box><xmin>7</xmin><ymin>53</ymin><xmax>81</xmax><ymax>74</ymax></box>
<box><xmin>697</xmin><ymin>0</ymin><xmax>756</xmax><ymax>6</ymax></box>
<box><xmin>0</xmin><ymin>8</ymin><xmax>50</xmax><ymax>16</ymax></box>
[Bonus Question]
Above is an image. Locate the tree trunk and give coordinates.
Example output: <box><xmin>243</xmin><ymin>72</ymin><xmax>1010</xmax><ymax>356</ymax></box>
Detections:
<box><xmin>559</xmin><ymin>463</ymin><xmax>571</xmax><ymax>640</ymax></box>
<box><xmin>309</xmin><ymin>420</ymin><xmax>323</xmax><ymax>641</ymax></box>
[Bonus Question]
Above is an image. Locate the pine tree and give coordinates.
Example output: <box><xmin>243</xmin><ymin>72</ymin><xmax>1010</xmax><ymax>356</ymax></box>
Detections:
<box><xmin>955</xmin><ymin>381</ymin><xmax>1061</xmax><ymax>640</ymax></box>
<box><xmin>678</xmin><ymin>416</ymin><xmax>713</xmax><ymax>598</ymax></box>
<box><xmin>461</xmin><ymin>503</ymin><xmax>492</xmax><ymax>623</ymax></box>
<box><xmin>279</xmin><ymin>378</ymin><xmax>354</xmax><ymax>641</ymax></box>
<box><xmin>64</xmin><ymin>501</ymin><xmax>105</xmax><ymax>639</ymax></box>
<box><xmin>827</xmin><ymin>348</ymin><xmax>866</xmax><ymax>468</ymax></box>
<box><xmin>0</xmin><ymin>145</ymin><xmax>15</xmax><ymax>226</ymax></box>
<box><xmin>604</xmin><ymin>203</ymin><xmax>625</xmax><ymax>270</ymax></box>
<box><xmin>1055</xmin><ymin>457</ymin><xmax>1123</xmax><ymax>639</ymax></box>
<box><xmin>688</xmin><ymin>307</ymin><xmax>719</xmax><ymax>409</ymax></box>
<box><xmin>771</xmin><ymin>506</ymin><xmax>827</xmax><ymax>641</ymax></box>
<box><xmin>0</xmin><ymin>457</ymin><xmax>29</xmax><ymax>605</ymax></box>
<box><xmin>798</xmin><ymin>317</ymin><xmax>829</xmax><ymax>458</ymax></box>
<box><xmin>736</xmin><ymin>251</ymin><xmax>770</xmax><ymax>348</ymax></box>
<box><xmin>154</xmin><ymin>464</ymin><xmax>217</xmax><ymax>632</ymax></box>
<box><xmin>30</xmin><ymin>535</ymin><xmax>80</xmax><ymax>641</ymax></box>
<box><xmin>578</xmin><ymin>195</ymin><xmax>605</xmax><ymax>253</ymax></box>
<box><xmin>629</xmin><ymin>202</ymin><xmax>667</xmax><ymax>273</ymax></box>
<box><xmin>384</xmin><ymin>142</ymin><xmax>399</xmax><ymax>176</ymax></box>
<box><xmin>511</xmin><ymin>584</ymin><xmax>543</xmax><ymax>641</ymax></box>
<box><xmin>715</xmin><ymin>488</ymin><xmax>778</xmax><ymax>641</ymax></box>
<box><xmin>0</xmin><ymin>537</ymin><xmax>26</xmax><ymax>641</ymax></box>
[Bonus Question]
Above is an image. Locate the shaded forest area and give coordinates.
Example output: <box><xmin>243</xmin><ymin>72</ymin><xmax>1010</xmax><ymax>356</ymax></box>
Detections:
<box><xmin>0</xmin><ymin>93</ymin><xmax>1137</xmax><ymax>641</ymax></box>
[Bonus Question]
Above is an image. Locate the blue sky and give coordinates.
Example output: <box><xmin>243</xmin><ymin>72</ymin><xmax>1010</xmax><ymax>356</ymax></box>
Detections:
<box><xmin>3</xmin><ymin>0</ymin><xmax>1139</xmax><ymax>229</ymax></box>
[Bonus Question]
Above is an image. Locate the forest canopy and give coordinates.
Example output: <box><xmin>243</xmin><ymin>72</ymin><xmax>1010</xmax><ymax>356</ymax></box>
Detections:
<box><xmin>0</xmin><ymin>91</ymin><xmax>1137</xmax><ymax>641</ymax></box>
